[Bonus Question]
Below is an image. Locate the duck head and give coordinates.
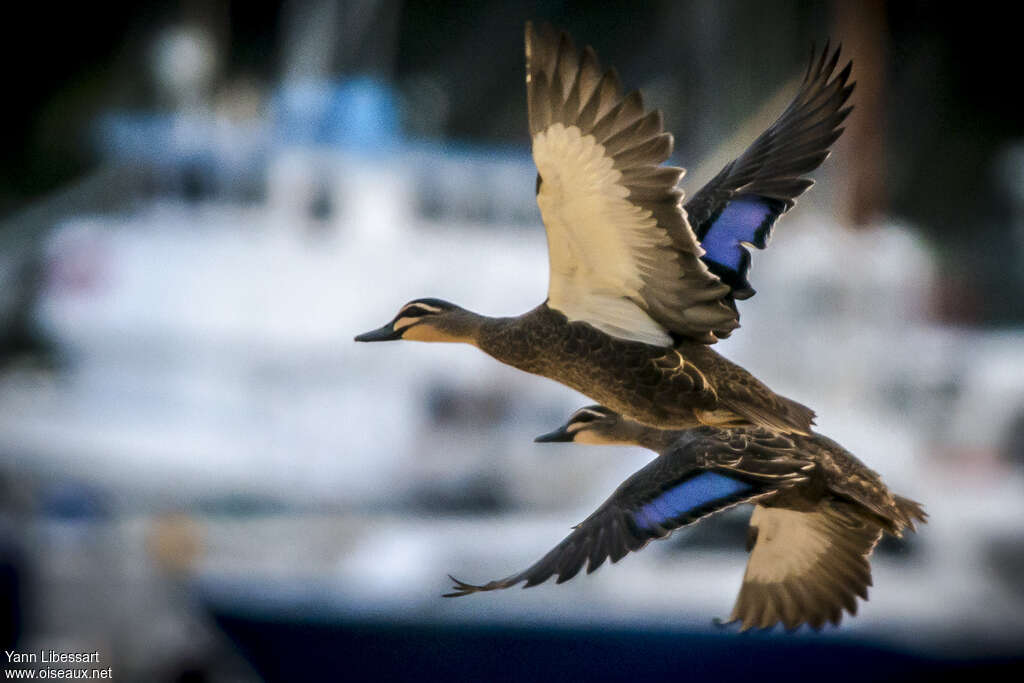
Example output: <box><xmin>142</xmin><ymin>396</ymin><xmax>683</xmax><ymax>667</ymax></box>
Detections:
<box><xmin>355</xmin><ymin>298</ymin><xmax>479</xmax><ymax>344</ymax></box>
<box><xmin>535</xmin><ymin>405</ymin><xmax>639</xmax><ymax>445</ymax></box>
<box><xmin>535</xmin><ymin>405</ymin><xmax>681</xmax><ymax>451</ymax></box>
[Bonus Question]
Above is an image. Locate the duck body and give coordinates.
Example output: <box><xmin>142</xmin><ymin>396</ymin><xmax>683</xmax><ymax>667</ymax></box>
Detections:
<box><xmin>448</xmin><ymin>407</ymin><xmax>926</xmax><ymax>631</ymax></box>
<box><xmin>474</xmin><ymin>304</ymin><xmax>814</xmax><ymax>432</ymax></box>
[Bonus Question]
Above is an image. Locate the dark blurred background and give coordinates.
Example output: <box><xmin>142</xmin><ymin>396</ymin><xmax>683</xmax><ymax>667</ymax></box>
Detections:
<box><xmin>2</xmin><ymin>1</ymin><xmax>1023</xmax><ymax>681</ymax></box>
<box><xmin>5</xmin><ymin>1</ymin><xmax>1023</xmax><ymax>326</ymax></box>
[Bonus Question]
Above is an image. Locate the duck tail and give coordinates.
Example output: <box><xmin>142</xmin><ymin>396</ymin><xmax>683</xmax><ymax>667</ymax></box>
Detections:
<box><xmin>892</xmin><ymin>495</ymin><xmax>928</xmax><ymax>535</ymax></box>
<box><xmin>728</xmin><ymin>392</ymin><xmax>817</xmax><ymax>435</ymax></box>
<box><xmin>776</xmin><ymin>394</ymin><xmax>817</xmax><ymax>434</ymax></box>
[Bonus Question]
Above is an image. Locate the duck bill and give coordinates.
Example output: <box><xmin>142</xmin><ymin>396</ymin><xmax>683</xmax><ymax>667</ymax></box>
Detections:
<box><xmin>354</xmin><ymin>324</ymin><xmax>403</xmax><ymax>342</ymax></box>
<box><xmin>533</xmin><ymin>426</ymin><xmax>573</xmax><ymax>443</ymax></box>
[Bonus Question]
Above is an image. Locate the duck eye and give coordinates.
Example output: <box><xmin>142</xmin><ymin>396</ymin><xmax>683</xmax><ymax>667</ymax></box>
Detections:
<box><xmin>399</xmin><ymin>304</ymin><xmax>439</xmax><ymax>318</ymax></box>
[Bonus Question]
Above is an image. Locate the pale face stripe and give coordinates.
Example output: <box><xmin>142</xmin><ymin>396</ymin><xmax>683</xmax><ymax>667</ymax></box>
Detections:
<box><xmin>393</xmin><ymin>316</ymin><xmax>421</xmax><ymax>331</ymax></box>
<box><xmin>393</xmin><ymin>302</ymin><xmax>444</xmax><ymax>331</ymax></box>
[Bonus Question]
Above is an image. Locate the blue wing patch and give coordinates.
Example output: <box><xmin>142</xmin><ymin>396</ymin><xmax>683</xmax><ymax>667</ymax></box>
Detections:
<box><xmin>633</xmin><ymin>471</ymin><xmax>753</xmax><ymax>531</ymax></box>
<box><xmin>699</xmin><ymin>196</ymin><xmax>786</xmax><ymax>298</ymax></box>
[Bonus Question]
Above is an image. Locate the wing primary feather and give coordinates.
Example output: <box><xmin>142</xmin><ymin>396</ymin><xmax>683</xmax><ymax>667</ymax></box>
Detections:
<box><xmin>594</xmin><ymin>68</ymin><xmax>623</xmax><ymax>123</ymax></box>
<box><xmin>601</xmin><ymin>110</ymin><xmax>664</xmax><ymax>157</ymax></box>
<box><xmin>575</xmin><ymin>47</ymin><xmax>603</xmax><ymax>107</ymax></box>
<box><xmin>555</xmin><ymin>31</ymin><xmax>578</xmax><ymax>101</ymax></box>
<box><xmin>614</xmin><ymin>133</ymin><xmax>673</xmax><ymax>170</ymax></box>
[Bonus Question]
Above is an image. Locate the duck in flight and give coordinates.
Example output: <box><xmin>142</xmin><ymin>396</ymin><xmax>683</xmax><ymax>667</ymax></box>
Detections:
<box><xmin>446</xmin><ymin>406</ymin><xmax>926</xmax><ymax>632</ymax></box>
<box><xmin>356</xmin><ymin>23</ymin><xmax>854</xmax><ymax>433</ymax></box>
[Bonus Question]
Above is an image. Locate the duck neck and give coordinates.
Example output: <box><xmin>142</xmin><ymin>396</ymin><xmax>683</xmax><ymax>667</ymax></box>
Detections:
<box><xmin>627</xmin><ymin>422</ymin><xmax>684</xmax><ymax>453</ymax></box>
<box><xmin>474</xmin><ymin>305</ymin><xmax>551</xmax><ymax>372</ymax></box>
<box><xmin>441</xmin><ymin>307</ymin><xmax>489</xmax><ymax>344</ymax></box>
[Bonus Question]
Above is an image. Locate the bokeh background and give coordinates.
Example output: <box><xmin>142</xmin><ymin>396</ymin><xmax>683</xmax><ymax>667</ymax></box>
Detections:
<box><xmin>3</xmin><ymin>1</ymin><xmax>1023</xmax><ymax>680</ymax></box>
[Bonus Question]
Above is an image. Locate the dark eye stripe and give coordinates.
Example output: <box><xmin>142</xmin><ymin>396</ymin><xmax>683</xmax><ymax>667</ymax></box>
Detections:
<box><xmin>572</xmin><ymin>407</ymin><xmax>612</xmax><ymax>425</ymax></box>
<box><xmin>400</xmin><ymin>304</ymin><xmax>439</xmax><ymax>317</ymax></box>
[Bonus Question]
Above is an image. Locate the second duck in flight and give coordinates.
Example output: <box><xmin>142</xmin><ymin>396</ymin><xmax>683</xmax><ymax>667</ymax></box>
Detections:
<box><xmin>356</xmin><ymin>23</ymin><xmax>853</xmax><ymax>433</ymax></box>
<box><xmin>446</xmin><ymin>406</ymin><xmax>926</xmax><ymax>631</ymax></box>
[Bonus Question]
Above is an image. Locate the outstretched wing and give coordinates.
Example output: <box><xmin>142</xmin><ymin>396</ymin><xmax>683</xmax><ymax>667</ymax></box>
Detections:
<box><xmin>526</xmin><ymin>22</ymin><xmax>736</xmax><ymax>345</ymax></box>
<box><xmin>686</xmin><ymin>42</ymin><xmax>854</xmax><ymax>299</ymax></box>
<box><xmin>445</xmin><ymin>428</ymin><xmax>810</xmax><ymax>597</ymax></box>
<box><xmin>727</xmin><ymin>500</ymin><xmax>881</xmax><ymax>631</ymax></box>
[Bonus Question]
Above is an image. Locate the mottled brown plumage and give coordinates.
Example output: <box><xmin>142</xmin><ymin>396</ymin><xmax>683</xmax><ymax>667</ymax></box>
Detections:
<box><xmin>476</xmin><ymin>305</ymin><xmax>814</xmax><ymax>432</ymax></box>
<box><xmin>446</xmin><ymin>406</ymin><xmax>926</xmax><ymax>632</ymax></box>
